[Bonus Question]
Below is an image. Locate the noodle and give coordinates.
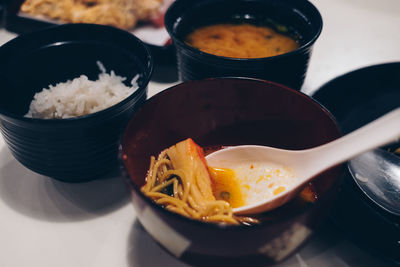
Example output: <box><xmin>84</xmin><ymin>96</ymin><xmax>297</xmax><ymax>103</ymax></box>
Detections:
<box><xmin>141</xmin><ymin>139</ymin><xmax>240</xmax><ymax>225</ymax></box>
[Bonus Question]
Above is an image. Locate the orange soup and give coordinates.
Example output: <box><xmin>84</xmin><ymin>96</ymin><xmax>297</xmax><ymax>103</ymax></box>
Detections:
<box><xmin>185</xmin><ymin>23</ymin><xmax>299</xmax><ymax>59</ymax></box>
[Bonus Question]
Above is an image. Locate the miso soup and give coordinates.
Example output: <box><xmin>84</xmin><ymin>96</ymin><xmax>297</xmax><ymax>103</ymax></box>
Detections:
<box><xmin>185</xmin><ymin>23</ymin><xmax>299</xmax><ymax>59</ymax></box>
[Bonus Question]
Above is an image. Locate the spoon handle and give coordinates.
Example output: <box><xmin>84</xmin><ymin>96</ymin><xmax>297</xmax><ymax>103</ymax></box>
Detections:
<box><xmin>307</xmin><ymin>108</ymin><xmax>400</xmax><ymax>175</ymax></box>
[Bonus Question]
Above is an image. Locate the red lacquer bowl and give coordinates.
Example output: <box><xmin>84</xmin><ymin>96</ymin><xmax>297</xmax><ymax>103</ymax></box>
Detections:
<box><xmin>120</xmin><ymin>78</ymin><xmax>344</xmax><ymax>266</ymax></box>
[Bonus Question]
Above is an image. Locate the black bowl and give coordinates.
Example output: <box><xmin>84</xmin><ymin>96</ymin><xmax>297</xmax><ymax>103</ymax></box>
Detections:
<box><xmin>165</xmin><ymin>0</ymin><xmax>322</xmax><ymax>90</ymax></box>
<box><xmin>312</xmin><ymin>62</ymin><xmax>400</xmax><ymax>264</ymax></box>
<box><xmin>121</xmin><ymin>78</ymin><xmax>344</xmax><ymax>266</ymax></box>
<box><xmin>0</xmin><ymin>23</ymin><xmax>153</xmax><ymax>182</ymax></box>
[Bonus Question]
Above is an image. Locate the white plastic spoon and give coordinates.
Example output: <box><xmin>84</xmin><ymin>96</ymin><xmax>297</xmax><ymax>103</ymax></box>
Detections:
<box><xmin>206</xmin><ymin>108</ymin><xmax>400</xmax><ymax>215</ymax></box>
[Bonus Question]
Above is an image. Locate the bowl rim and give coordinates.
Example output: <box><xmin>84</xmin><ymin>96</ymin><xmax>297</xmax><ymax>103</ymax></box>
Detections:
<box><xmin>120</xmin><ymin>77</ymin><xmax>343</xmax><ymax>230</ymax></box>
<box><xmin>311</xmin><ymin>61</ymin><xmax>400</xmax><ymax>218</ymax></box>
<box><xmin>311</xmin><ymin>61</ymin><xmax>400</xmax><ymax>99</ymax></box>
<box><xmin>165</xmin><ymin>0</ymin><xmax>323</xmax><ymax>62</ymax></box>
<box><xmin>0</xmin><ymin>23</ymin><xmax>154</xmax><ymax>123</ymax></box>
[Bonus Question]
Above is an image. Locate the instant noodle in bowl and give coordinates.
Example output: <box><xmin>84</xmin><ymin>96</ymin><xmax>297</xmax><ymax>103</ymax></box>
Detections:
<box><xmin>121</xmin><ymin>78</ymin><xmax>344</xmax><ymax>266</ymax></box>
<box><xmin>140</xmin><ymin>138</ymin><xmax>316</xmax><ymax>226</ymax></box>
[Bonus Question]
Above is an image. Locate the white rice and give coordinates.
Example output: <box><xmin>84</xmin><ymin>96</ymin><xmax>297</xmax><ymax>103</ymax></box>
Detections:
<box><xmin>25</xmin><ymin>61</ymin><xmax>139</xmax><ymax>119</ymax></box>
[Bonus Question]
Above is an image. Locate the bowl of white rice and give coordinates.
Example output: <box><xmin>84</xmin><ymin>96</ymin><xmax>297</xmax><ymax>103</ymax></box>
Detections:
<box><xmin>0</xmin><ymin>23</ymin><xmax>153</xmax><ymax>182</ymax></box>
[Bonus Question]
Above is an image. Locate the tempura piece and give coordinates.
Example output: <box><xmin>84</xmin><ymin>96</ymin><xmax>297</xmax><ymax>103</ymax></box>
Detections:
<box><xmin>20</xmin><ymin>0</ymin><xmax>165</xmax><ymax>30</ymax></box>
<box><xmin>21</xmin><ymin>0</ymin><xmax>74</xmax><ymax>21</ymax></box>
<box><xmin>141</xmin><ymin>138</ymin><xmax>238</xmax><ymax>224</ymax></box>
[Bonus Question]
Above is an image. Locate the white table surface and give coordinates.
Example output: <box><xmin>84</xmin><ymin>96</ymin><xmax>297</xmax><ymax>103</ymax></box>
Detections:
<box><xmin>1</xmin><ymin>0</ymin><xmax>400</xmax><ymax>266</ymax></box>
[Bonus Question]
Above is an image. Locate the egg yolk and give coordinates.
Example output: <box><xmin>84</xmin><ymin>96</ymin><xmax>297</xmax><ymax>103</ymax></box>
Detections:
<box><xmin>208</xmin><ymin>167</ymin><xmax>245</xmax><ymax>208</ymax></box>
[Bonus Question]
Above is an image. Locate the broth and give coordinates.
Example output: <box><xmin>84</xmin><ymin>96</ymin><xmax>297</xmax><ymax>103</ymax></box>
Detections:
<box><xmin>185</xmin><ymin>23</ymin><xmax>299</xmax><ymax>59</ymax></box>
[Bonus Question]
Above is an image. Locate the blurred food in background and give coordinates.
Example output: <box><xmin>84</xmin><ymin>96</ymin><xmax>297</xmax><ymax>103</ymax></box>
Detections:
<box><xmin>20</xmin><ymin>0</ymin><xmax>171</xmax><ymax>30</ymax></box>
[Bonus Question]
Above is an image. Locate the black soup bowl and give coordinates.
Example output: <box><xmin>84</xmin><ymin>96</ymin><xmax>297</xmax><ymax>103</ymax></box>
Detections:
<box><xmin>0</xmin><ymin>24</ymin><xmax>153</xmax><ymax>182</ymax></box>
<box><xmin>165</xmin><ymin>0</ymin><xmax>323</xmax><ymax>90</ymax></box>
<box><xmin>121</xmin><ymin>78</ymin><xmax>344</xmax><ymax>266</ymax></box>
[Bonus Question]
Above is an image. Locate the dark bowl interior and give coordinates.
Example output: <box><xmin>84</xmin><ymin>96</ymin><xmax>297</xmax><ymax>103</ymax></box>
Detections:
<box><xmin>312</xmin><ymin>62</ymin><xmax>400</xmax><ymax>264</ymax></box>
<box><xmin>165</xmin><ymin>0</ymin><xmax>323</xmax><ymax>89</ymax></box>
<box><xmin>121</xmin><ymin>78</ymin><xmax>343</xmax><ymax>266</ymax></box>
<box><xmin>0</xmin><ymin>23</ymin><xmax>153</xmax><ymax>182</ymax></box>
<box><xmin>3</xmin><ymin>0</ymin><xmax>176</xmax><ymax>81</ymax></box>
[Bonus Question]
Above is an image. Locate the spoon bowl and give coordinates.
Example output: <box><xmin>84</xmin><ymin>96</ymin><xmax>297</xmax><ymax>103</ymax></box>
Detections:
<box><xmin>206</xmin><ymin>108</ymin><xmax>400</xmax><ymax>215</ymax></box>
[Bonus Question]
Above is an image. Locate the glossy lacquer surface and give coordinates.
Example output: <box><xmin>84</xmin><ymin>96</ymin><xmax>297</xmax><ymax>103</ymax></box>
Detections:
<box><xmin>312</xmin><ymin>62</ymin><xmax>400</xmax><ymax>263</ymax></box>
<box><xmin>121</xmin><ymin>78</ymin><xmax>343</xmax><ymax>266</ymax></box>
<box><xmin>165</xmin><ymin>0</ymin><xmax>322</xmax><ymax>90</ymax></box>
<box><xmin>0</xmin><ymin>24</ymin><xmax>153</xmax><ymax>182</ymax></box>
